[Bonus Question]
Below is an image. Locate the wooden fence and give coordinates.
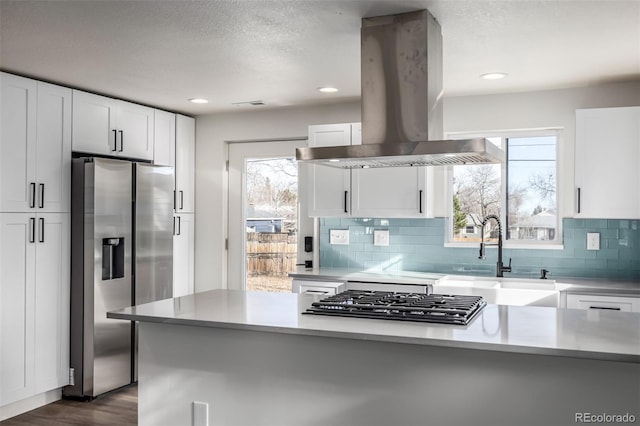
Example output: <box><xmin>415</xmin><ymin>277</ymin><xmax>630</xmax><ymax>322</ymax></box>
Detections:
<box><xmin>246</xmin><ymin>232</ymin><xmax>297</xmax><ymax>276</ymax></box>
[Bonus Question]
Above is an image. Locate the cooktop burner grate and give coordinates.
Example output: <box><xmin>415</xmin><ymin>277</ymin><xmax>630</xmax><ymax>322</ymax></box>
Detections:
<box><xmin>303</xmin><ymin>290</ymin><xmax>486</xmax><ymax>325</ymax></box>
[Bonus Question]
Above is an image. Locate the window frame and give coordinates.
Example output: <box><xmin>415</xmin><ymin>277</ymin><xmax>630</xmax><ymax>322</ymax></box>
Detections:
<box><xmin>444</xmin><ymin>128</ymin><xmax>564</xmax><ymax>250</ymax></box>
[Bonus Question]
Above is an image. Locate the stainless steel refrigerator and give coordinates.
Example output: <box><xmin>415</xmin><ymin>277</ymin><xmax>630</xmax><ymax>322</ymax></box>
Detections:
<box><xmin>65</xmin><ymin>157</ymin><xmax>174</xmax><ymax>398</ymax></box>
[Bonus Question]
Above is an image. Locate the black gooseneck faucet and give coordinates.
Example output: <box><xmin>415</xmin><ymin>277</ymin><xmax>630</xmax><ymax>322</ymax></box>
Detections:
<box><xmin>478</xmin><ymin>214</ymin><xmax>512</xmax><ymax>278</ymax></box>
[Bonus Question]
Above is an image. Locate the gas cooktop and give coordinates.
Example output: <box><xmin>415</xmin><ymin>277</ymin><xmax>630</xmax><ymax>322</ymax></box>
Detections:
<box><xmin>303</xmin><ymin>290</ymin><xmax>486</xmax><ymax>326</ymax></box>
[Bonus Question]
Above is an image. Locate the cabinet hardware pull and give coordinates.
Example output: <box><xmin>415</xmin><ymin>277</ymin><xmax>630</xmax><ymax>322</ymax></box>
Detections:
<box><xmin>29</xmin><ymin>182</ymin><xmax>36</xmax><ymax>208</ymax></box>
<box><xmin>419</xmin><ymin>190</ymin><xmax>423</xmax><ymax>213</ymax></box>
<box><xmin>38</xmin><ymin>183</ymin><xmax>44</xmax><ymax>208</ymax></box>
<box><xmin>577</xmin><ymin>187</ymin><xmax>581</xmax><ymax>213</ymax></box>
<box><xmin>588</xmin><ymin>306</ymin><xmax>621</xmax><ymax>311</ymax></box>
<box><xmin>29</xmin><ymin>217</ymin><xmax>35</xmax><ymax>243</ymax></box>
<box><xmin>118</xmin><ymin>130</ymin><xmax>124</xmax><ymax>152</ymax></box>
<box><xmin>111</xmin><ymin>129</ymin><xmax>118</xmax><ymax>151</ymax></box>
<box><xmin>180</xmin><ymin>190</ymin><xmax>184</xmax><ymax>210</ymax></box>
<box><xmin>344</xmin><ymin>190</ymin><xmax>348</xmax><ymax>213</ymax></box>
<box><xmin>173</xmin><ymin>216</ymin><xmax>176</xmax><ymax>235</ymax></box>
<box><xmin>39</xmin><ymin>217</ymin><xmax>44</xmax><ymax>243</ymax></box>
<box><xmin>177</xmin><ymin>216</ymin><xmax>181</xmax><ymax>235</ymax></box>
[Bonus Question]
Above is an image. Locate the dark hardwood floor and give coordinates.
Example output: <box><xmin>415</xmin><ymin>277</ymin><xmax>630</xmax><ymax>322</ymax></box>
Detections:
<box><xmin>1</xmin><ymin>385</ymin><xmax>137</xmax><ymax>426</ymax></box>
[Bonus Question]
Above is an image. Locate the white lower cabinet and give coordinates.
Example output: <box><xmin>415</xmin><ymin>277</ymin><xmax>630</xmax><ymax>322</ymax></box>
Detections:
<box><xmin>173</xmin><ymin>213</ymin><xmax>194</xmax><ymax>297</ymax></box>
<box><xmin>566</xmin><ymin>293</ymin><xmax>640</xmax><ymax>313</ymax></box>
<box><xmin>0</xmin><ymin>213</ymin><xmax>70</xmax><ymax>407</ymax></box>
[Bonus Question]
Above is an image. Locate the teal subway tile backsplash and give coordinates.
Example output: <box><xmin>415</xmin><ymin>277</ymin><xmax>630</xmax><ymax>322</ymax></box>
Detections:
<box><xmin>319</xmin><ymin>217</ymin><xmax>640</xmax><ymax>280</ymax></box>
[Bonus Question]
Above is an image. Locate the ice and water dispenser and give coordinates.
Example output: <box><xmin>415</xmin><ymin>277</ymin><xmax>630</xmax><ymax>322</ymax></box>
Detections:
<box><xmin>102</xmin><ymin>237</ymin><xmax>125</xmax><ymax>280</ymax></box>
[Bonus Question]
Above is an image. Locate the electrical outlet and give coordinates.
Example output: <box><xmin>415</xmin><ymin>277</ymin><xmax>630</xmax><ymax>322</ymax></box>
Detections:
<box><xmin>193</xmin><ymin>401</ymin><xmax>209</xmax><ymax>426</ymax></box>
<box><xmin>587</xmin><ymin>232</ymin><xmax>600</xmax><ymax>251</ymax></box>
<box><xmin>374</xmin><ymin>230</ymin><xmax>390</xmax><ymax>246</ymax></box>
<box><xmin>329</xmin><ymin>229</ymin><xmax>349</xmax><ymax>245</ymax></box>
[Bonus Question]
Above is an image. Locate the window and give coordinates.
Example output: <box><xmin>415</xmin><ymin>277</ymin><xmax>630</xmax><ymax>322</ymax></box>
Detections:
<box><xmin>451</xmin><ymin>132</ymin><xmax>558</xmax><ymax>244</ymax></box>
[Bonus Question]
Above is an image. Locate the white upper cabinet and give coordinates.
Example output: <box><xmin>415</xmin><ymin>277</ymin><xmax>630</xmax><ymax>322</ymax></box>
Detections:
<box><xmin>352</xmin><ymin>166</ymin><xmax>432</xmax><ymax>218</ymax></box>
<box><xmin>154</xmin><ymin>110</ymin><xmax>176</xmax><ymax>167</ymax></box>
<box><xmin>1</xmin><ymin>73</ymin><xmax>71</xmax><ymax>213</ymax></box>
<box><xmin>307</xmin><ymin>123</ymin><xmax>355</xmax><ymax>217</ymax></box>
<box><xmin>307</xmin><ymin>123</ymin><xmax>433</xmax><ymax>218</ymax></box>
<box><xmin>575</xmin><ymin>107</ymin><xmax>640</xmax><ymax>219</ymax></box>
<box><xmin>72</xmin><ymin>90</ymin><xmax>154</xmax><ymax>161</ymax></box>
<box><xmin>175</xmin><ymin>115</ymin><xmax>195</xmax><ymax>213</ymax></box>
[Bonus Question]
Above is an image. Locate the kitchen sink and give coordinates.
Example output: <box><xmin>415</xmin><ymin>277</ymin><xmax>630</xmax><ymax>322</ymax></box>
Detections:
<box><xmin>433</xmin><ymin>275</ymin><xmax>559</xmax><ymax>307</ymax></box>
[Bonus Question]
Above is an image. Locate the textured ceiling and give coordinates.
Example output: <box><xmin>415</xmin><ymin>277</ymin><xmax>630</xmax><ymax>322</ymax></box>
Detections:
<box><xmin>1</xmin><ymin>0</ymin><xmax>639</xmax><ymax>115</ymax></box>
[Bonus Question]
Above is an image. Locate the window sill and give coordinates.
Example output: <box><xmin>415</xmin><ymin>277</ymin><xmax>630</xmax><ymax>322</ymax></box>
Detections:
<box><xmin>444</xmin><ymin>242</ymin><xmax>564</xmax><ymax>250</ymax></box>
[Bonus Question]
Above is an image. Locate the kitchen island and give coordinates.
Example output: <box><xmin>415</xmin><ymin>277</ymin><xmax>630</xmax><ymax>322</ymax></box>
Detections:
<box><xmin>108</xmin><ymin>290</ymin><xmax>640</xmax><ymax>426</ymax></box>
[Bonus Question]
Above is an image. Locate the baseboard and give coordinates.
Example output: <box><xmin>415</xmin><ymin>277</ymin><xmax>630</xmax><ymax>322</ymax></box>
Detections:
<box><xmin>0</xmin><ymin>388</ymin><xmax>62</xmax><ymax>421</ymax></box>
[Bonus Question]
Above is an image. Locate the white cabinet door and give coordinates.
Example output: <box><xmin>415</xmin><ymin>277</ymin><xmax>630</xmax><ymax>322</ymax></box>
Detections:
<box><xmin>0</xmin><ymin>213</ymin><xmax>36</xmax><ymax>405</ymax></box>
<box><xmin>575</xmin><ymin>107</ymin><xmax>640</xmax><ymax>218</ymax></box>
<box><xmin>34</xmin><ymin>213</ymin><xmax>70</xmax><ymax>393</ymax></box>
<box><xmin>116</xmin><ymin>100</ymin><xmax>154</xmax><ymax>161</ymax></box>
<box><xmin>154</xmin><ymin>110</ymin><xmax>176</xmax><ymax>167</ymax></box>
<box><xmin>36</xmin><ymin>83</ymin><xmax>72</xmax><ymax>213</ymax></box>
<box><xmin>175</xmin><ymin>115</ymin><xmax>195</xmax><ymax>213</ymax></box>
<box><xmin>307</xmin><ymin>123</ymin><xmax>353</xmax><ymax>217</ymax></box>
<box><xmin>72</xmin><ymin>90</ymin><xmax>155</xmax><ymax>161</ymax></box>
<box><xmin>0</xmin><ymin>213</ymin><xmax>70</xmax><ymax>406</ymax></box>
<box><xmin>1</xmin><ymin>73</ymin><xmax>37</xmax><ymax>212</ymax></box>
<box><xmin>352</xmin><ymin>166</ymin><xmax>433</xmax><ymax>218</ymax></box>
<box><xmin>1</xmin><ymin>75</ymin><xmax>71</xmax><ymax>214</ymax></box>
<box><xmin>173</xmin><ymin>213</ymin><xmax>195</xmax><ymax>297</ymax></box>
<box><xmin>72</xmin><ymin>90</ymin><xmax>117</xmax><ymax>156</ymax></box>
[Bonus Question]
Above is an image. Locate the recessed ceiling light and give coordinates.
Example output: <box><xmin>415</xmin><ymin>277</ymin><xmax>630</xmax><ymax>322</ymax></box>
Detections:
<box><xmin>480</xmin><ymin>73</ymin><xmax>508</xmax><ymax>80</ymax></box>
<box><xmin>189</xmin><ymin>98</ymin><xmax>209</xmax><ymax>104</ymax></box>
<box><xmin>318</xmin><ymin>87</ymin><xmax>339</xmax><ymax>93</ymax></box>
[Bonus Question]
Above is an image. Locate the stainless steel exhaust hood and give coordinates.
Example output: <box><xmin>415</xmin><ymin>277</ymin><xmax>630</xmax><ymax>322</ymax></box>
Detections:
<box><xmin>296</xmin><ymin>10</ymin><xmax>504</xmax><ymax>169</ymax></box>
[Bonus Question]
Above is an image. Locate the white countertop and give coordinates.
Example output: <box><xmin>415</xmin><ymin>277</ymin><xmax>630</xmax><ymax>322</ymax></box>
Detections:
<box><xmin>108</xmin><ymin>289</ymin><xmax>640</xmax><ymax>363</ymax></box>
<box><xmin>290</xmin><ymin>266</ymin><xmax>640</xmax><ymax>294</ymax></box>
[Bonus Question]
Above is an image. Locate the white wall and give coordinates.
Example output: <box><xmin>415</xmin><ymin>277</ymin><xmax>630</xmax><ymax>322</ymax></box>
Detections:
<box><xmin>443</xmin><ymin>80</ymin><xmax>640</xmax><ymax>217</ymax></box>
<box><xmin>195</xmin><ymin>101</ymin><xmax>361</xmax><ymax>291</ymax></box>
<box><xmin>195</xmin><ymin>81</ymin><xmax>640</xmax><ymax>289</ymax></box>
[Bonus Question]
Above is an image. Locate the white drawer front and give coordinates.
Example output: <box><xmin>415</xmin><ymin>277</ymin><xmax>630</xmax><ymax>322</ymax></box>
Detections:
<box><xmin>566</xmin><ymin>294</ymin><xmax>640</xmax><ymax>313</ymax></box>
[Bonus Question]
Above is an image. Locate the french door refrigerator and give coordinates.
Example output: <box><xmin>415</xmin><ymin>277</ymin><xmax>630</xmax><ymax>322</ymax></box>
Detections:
<box><xmin>65</xmin><ymin>157</ymin><xmax>174</xmax><ymax>398</ymax></box>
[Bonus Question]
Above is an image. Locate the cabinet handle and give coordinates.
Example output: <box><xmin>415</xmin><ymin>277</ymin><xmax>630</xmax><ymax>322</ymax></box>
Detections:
<box><xmin>118</xmin><ymin>130</ymin><xmax>124</xmax><ymax>152</ymax></box>
<box><xmin>180</xmin><ymin>190</ymin><xmax>184</xmax><ymax>210</ymax></box>
<box><xmin>419</xmin><ymin>190</ymin><xmax>423</xmax><ymax>213</ymax></box>
<box><xmin>111</xmin><ymin>129</ymin><xmax>118</xmax><ymax>151</ymax></box>
<box><xmin>344</xmin><ymin>190</ymin><xmax>348</xmax><ymax>213</ymax></box>
<box><xmin>29</xmin><ymin>182</ymin><xmax>36</xmax><ymax>208</ymax></box>
<box><xmin>38</xmin><ymin>183</ymin><xmax>44</xmax><ymax>208</ymax></box>
<box><xmin>576</xmin><ymin>187</ymin><xmax>581</xmax><ymax>213</ymax></box>
<box><xmin>177</xmin><ymin>216</ymin><xmax>181</xmax><ymax>236</ymax></box>
<box><xmin>29</xmin><ymin>217</ymin><xmax>35</xmax><ymax>243</ymax></box>
<box><xmin>39</xmin><ymin>217</ymin><xmax>45</xmax><ymax>243</ymax></box>
<box><xmin>588</xmin><ymin>306</ymin><xmax>621</xmax><ymax>311</ymax></box>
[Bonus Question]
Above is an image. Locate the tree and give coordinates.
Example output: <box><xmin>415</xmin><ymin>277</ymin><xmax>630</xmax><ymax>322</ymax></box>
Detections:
<box><xmin>452</xmin><ymin>195</ymin><xmax>467</xmax><ymax>235</ymax></box>
<box><xmin>454</xmin><ymin>164</ymin><xmax>501</xmax><ymax>227</ymax></box>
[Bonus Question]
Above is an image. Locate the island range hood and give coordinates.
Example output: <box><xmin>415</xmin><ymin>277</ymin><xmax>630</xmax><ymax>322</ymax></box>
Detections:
<box><xmin>296</xmin><ymin>10</ymin><xmax>504</xmax><ymax>169</ymax></box>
